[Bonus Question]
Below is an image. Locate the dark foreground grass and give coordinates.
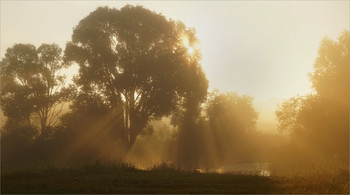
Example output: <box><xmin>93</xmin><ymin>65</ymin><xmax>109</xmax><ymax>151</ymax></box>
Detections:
<box><xmin>1</xmin><ymin>164</ymin><xmax>349</xmax><ymax>194</ymax></box>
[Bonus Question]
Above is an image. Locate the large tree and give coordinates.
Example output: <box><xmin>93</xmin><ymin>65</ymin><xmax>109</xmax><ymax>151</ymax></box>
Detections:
<box><xmin>276</xmin><ymin>31</ymin><xmax>349</xmax><ymax>165</ymax></box>
<box><xmin>64</xmin><ymin>5</ymin><xmax>208</xmax><ymax>147</ymax></box>
<box><xmin>1</xmin><ymin>43</ymin><xmax>68</xmax><ymax>137</ymax></box>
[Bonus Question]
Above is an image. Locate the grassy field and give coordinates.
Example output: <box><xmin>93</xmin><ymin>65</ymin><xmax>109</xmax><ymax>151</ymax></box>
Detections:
<box><xmin>1</xmin><ymin>163</ymin><xmax>349</xmax><ymax>194</ymax></box>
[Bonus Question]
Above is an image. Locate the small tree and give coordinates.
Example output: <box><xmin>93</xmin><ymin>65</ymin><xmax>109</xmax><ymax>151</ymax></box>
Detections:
<box><xmin>1</xmin><ymin>43</ymin><xmax>68</xmax><ymax>137</ymax></box>
<box><xmin>206</xmin><ymin>92</ymin><xmax>258</xmax><ymax>164</ymax></box>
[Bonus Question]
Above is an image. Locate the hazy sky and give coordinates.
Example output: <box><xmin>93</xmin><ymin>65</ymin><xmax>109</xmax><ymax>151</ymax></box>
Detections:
<box><xmin>1</xmin><ymin>1</ymin><xmax>349</xmax><ymax>101</ymax></box>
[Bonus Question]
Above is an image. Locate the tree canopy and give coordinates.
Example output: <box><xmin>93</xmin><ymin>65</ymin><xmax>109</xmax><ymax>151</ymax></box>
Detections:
<box><xmin>206</xmin><ymin>92</ymin><xmax>258</xmax><ymax>164</ymax></box>
<box><xmin>276</xmin><ymin>31</ymin><xmax>349</xmax><ymax>164</ymax></box>
<box><xmin>1</xmin><ymin>43</ymin><xmax>68</xmax><ymax>138</ymax></box>
<box><xmin>207</xmin><ymin>92</ymin><xmax>258</xmax><ymax>133</ymax></box>
<box><xmin>64</xmin><ymin>5</ymin><xmax>208</xmax><ymax>147</ymax></box>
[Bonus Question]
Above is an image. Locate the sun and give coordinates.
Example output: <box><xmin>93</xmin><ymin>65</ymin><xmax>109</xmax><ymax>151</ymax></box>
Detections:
<box><xmin>182</xmin><ymin>37</ymin><xmax>197</xmax><ymax>55</ymax></box>
<box><xmin>187</xmin><ymin>47</ymin><xmax>194</xmax><ymax>55</ymax></box>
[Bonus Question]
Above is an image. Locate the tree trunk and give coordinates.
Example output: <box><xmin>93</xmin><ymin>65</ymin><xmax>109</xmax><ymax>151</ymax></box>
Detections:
<box><xmin>26</xmin><ymin>114</ymin><xmax>31</xmax><ymax>126</ymax></box>
<box><xmin>39</xmin><ymin>110</ymin><xmax>48</xmax><ymax>136</ymax></box>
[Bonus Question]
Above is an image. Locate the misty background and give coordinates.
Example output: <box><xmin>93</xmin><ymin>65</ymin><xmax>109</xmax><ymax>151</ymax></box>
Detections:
<box><xmin>0</xmin><ymin>1</ymin><xmax>349</xmax><ymax>177</ymax></box>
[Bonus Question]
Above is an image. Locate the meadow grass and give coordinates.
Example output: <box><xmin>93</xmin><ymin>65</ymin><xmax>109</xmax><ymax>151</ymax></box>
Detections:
<box><xmin>1</xmin><ymin>163</ymin><xmax>349</xmax><ymax>194</ymax></box>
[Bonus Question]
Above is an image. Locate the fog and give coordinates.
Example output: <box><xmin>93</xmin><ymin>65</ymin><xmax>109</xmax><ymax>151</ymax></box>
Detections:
<box><xmin>0</xmin><ymin>5</ymin><xmax>348</xmax><ymax>179</ymax></box>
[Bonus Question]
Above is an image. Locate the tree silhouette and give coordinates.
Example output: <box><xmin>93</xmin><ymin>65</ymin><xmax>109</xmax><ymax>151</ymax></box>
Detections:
<box><xmin>64</xmin><ymin>5</ymin><xmax>208</xmax><ymax>148</ymax></box>
<box><xmin>173</xmin><ymin>91</ymin><xmax>259</xmax><ymax>169</ymax></box>
<box><xmin>276</xmin><ymin>30</ymin><xmax>349</xmax><ymax>165</ymax></box>
<box><xmin>207</xmin><ymin>92</ymin><xmax>258</xmax><ymax>133</ymax></box>
<box><xmin>1</xmin><ymin>43</ymin><xmax>68</xmax><ymax>137</ymax></box>
<box><xmin>206</xmin><ymin>92</ymin><xmax>258</xmax><ymax>164</ymax></box>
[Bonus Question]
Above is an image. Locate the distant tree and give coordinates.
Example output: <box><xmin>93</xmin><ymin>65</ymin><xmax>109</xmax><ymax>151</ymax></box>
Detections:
<box><xmin>276</xmin><ymin>31</ymin><xmax>349</xmax><ymax>164</ymax></box>
<box><xmin>311</xmin><ymin>31</ymin><xmax>349</xmax><ymax>102</ymax></box>
<box><xmin>1</xmin><ymin>43</ymin><xmax>68</xmax><ymax>137</ymax></box>
<box><xmin>206</xmin><ymin>92</ymin><xmax>258</xmax><ymax>164</ymax></box>
<box><xmin>64</xmin><ymin>5</ymin><xmax>208</xmax><ymax>148</ymax></box>
<box><xmin>207</xmin><ymin>92</ymin><xmax>258</xmax><ymax>133</ymax></box>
